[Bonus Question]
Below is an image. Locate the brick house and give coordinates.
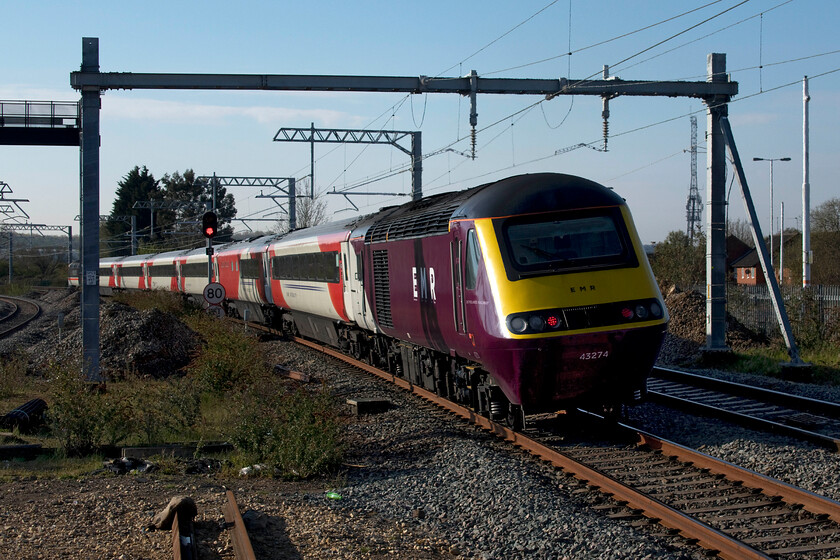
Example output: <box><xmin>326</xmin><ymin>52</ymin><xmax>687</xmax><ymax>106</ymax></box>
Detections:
<box><xmin>731</xmin><ymin>249</ymin><xmax>765</xmax><ymax>285</ymax></box>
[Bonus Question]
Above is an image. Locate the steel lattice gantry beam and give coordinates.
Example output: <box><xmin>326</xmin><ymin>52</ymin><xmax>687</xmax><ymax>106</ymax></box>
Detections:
<box><xmin>197</xmin><ymin>175</ymin><xmax>296</xmax><ymax>230</ymax></box>
<box><xmin>71</xmin><ymin>37</ymin><xmax>745</xmax><ymax>381</ymax></box>
<box><xmin>0</xmin><ymin>222</ymin><xmax>73</xmax><ymax>264</ymax></box>
<box><xmin>274</xmin><ymin>127</ymin><xmax>421</xmax><ymax>202</ymax></box>
<box><xmin>0</xmin><ymin>181</ymin><xmax>31</xmax><ymax>221</ymax></box>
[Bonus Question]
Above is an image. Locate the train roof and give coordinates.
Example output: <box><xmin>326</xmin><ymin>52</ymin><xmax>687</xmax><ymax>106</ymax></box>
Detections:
<box><xmin>214</xmin><ymin>234</ymin><xmax>279</xmax><ymax>254</ymax></box>
<box><xmin>455</xmin><ymin>173</ymin><xmax>625</xmax><ymax>219</ymax></box>
<box><xmin>363</xmin><ymin>173</ymin><xmax>624</xmax><ymax>243</ymax></box>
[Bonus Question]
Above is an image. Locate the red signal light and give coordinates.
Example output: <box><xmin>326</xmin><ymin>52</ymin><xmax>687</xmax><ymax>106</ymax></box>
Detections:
<box><xmin>621</xmin><ymin>307</ymin><xmax>634</xmax><ymax>319</ymax></box>
<box><xmin>201</xmin><ymin>211</ymin><xmax>218</xmax><ymax>239</ymax></box>
<box><xmin>546</xmin><ymin>315</ymin><xmax>560</xmax><ymax>328</ymax></box>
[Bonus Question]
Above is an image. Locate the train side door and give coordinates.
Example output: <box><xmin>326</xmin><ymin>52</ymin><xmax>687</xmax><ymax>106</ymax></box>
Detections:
<box><xmin>261</xmin><ymin>250</ymin><xmax>273</xmax><ymax>303</ymax></box>
<box><xmin>346</xmin><ymin>241</ymin><xmax>374</xmax><ymax>331</ymax></box>
<box><xmin>450</xmin><ymin>235</ymin><xmax>467</xmax><ymax>335</ymax></box>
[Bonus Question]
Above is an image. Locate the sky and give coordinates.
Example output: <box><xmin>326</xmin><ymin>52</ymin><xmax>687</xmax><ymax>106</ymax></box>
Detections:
<box><xmin>1</xmin><ymin>0</ymin><xmax>838</xmax><ymax>248</ymax></box>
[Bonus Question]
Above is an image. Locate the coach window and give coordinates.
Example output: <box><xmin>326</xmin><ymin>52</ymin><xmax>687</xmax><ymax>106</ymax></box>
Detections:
<box><xmin>465</xmin><ymin>229</ymin><xmax>481</xmax><ymax>290</ymax></box>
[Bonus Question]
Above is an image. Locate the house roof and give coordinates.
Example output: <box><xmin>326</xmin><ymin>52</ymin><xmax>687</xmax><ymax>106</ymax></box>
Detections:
<box><xmin>731</xmin><ymin>248</ymin><xmax>760</xmax><ymax>268</ymax></box>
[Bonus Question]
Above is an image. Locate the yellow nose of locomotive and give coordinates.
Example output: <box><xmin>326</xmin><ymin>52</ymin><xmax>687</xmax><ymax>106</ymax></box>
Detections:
<box><xmin>467</xmin><ymin>205</ymin><xmax>668</xmax><ymax>411</ymax></box>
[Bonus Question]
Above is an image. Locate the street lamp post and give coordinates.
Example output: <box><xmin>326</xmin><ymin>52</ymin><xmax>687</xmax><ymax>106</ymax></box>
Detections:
<box><xmin>753</xmin><ymin>157</ymin><xmax>791</xmax><ymax>272</ymax></box>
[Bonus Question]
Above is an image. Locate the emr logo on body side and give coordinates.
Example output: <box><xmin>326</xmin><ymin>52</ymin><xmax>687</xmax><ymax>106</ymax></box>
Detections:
<box><xmin>412</xmin><ymin>267</ymin><xmax>436</xmax><ymax>302</ymax></box>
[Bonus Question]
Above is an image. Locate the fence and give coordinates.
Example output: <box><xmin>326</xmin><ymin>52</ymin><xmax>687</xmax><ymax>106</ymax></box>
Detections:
<box><xmin>0</xmin><ymin>100</ymin><xmax>80</xmax><ymax>128</ymax></box>
<box><xmin>725</xmin><ymin>284</ymin><xmax>840</xmax><ymax>337</ymax></box>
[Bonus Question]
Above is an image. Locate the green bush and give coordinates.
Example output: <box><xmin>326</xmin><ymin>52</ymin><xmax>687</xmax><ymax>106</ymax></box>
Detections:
<box><xmin>227</xmin><ymin>381</ymin><xmax>344</xmax><ymax>479</ymax></box>
<box><xmin>46</xmin><ymin>363</ymin><xmax>132</xmax><ymax>456</ymax></box>
<box><xmin>126</xmin><ymin>377</ymin><xmax>201</xmax><ymax>445</ymax></box>
<box><xmin>185</xmin><ymin>313</ymin><xmax>269</xmax><ymax>393</ymax></box>
<box><xmin>0</xmin><ymin>351</ymin><xmax>28</xmax><ymax>399</ymax></box>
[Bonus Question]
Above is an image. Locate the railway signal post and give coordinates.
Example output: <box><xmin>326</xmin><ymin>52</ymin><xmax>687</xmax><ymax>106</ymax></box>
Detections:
<box><xmin>202</xmin><ymin>211</ymin><xmax>218</xmax><ymax>284</ymax></box>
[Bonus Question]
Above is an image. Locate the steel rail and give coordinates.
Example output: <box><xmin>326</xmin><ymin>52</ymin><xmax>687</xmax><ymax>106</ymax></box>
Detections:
<box><xmin>224</xmin><ymin>490</ymin><xmax>257</xmax><ymax>560</ymax></box>
<box><xmin>0</xmin><ymin>295</ymin><xmax>41</xmax><ymax>338</ymax></box>
<box><xmin>0</xmin><ymin>297</ymin><xmax>19</xmax><ymax>323</ymax></box>
<box><xmin>632</xmin><ymin>428</ymin><xmax>840</xmax><ymax>525</ymax></box>
<box><xmin>653</xmin><ymin>366</ymin><xmax>840</xmax><ymax>417</ymax></box>
<box><xmin>649</xmin><ymin>389</ymin><xmax>840</xmax><ymax>452</ymax></box>
<box><xmin>230</xmin><ymin>322</ymin><xmax>840</xmax><ymax>557</ymax></box>
<box><xmin>171</xmin><ymin>510</ymin><xmax>197</xmax><ymax>560</ymax></box>
<box><xmin>291</xmin><ymin>336</ymin><xmax>769</xmax><ymax>560</ymax></box>
<box><xmin>649</xmin><ymin>367</ymin><xmax>840</xmax><ymax>452</ymax></box>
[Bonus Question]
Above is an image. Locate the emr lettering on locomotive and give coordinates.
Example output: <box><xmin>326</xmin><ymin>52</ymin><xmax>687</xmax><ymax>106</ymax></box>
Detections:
<box><xmin>412</xmin><ymin>266</ymin><xmax>436</xmax><ymax>302</ymax></box>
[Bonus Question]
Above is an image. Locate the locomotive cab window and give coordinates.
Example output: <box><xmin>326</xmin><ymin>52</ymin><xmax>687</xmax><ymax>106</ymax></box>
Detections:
<box><xmin>464</xmin><ymin>229</ymin><xmax>481</xmax><ymax>290</ymax></box>
<box><xmin>499</xmin><ymin>207</ymin><xmax>637</xmax><ymax>279</ymax></box>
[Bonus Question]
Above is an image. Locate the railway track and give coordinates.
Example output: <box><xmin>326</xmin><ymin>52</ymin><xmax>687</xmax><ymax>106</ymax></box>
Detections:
<box><xmin>170</xmin><ymin>490</ymin><xmax>256</xmax><ymax>560</ymax></box>
<box><xmin>277</xmin><ymin>331</ymin><xmax>840</xmax><ymax>560</ymax></box>
<box><xmin>648</xmin><ymin>367</ymin><xmax>840</xmax><ymax>452</ymax></box>
<box><xmin>0</xmin><ymin>295</ymin><xmax>41</xmax><ymax>338</ymax></box>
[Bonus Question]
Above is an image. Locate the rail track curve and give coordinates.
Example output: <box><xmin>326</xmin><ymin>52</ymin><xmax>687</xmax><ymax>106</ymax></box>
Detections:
<box><xmin>0</xmin><ymin>295</ymin><xmax>41</xmax><ymax>338</ymax></box>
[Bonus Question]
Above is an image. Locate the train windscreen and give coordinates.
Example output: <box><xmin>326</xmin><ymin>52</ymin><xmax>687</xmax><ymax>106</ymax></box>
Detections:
<box><xmin>500</xmin><ymin>207</ymin><xmax>637</xmax><ymax>278</ymax></box>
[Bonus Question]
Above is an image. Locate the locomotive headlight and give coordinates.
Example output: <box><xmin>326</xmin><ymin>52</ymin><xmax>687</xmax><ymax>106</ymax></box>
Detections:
<box><xmin>650</xmin><ymin>301</ymin><xmax>663</xmax><ymax>318</ymax></box>
<box><xmin>510</xmin><ymin>316</ymin><xmax>528</xmax><ymax>333</ymax></box>
<box><xmin>635</xmin><ymin>304</ymin><xmax>649</xmax><ymax>319</ymax></box>
<box><xmin>529</xmin><ymin>315</ymin><xmax>546</xmax><ymax>332</ymax></box>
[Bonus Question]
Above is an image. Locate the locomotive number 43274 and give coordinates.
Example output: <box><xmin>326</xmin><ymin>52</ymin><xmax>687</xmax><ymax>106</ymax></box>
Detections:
<box><xmin>579</xmin><ymin>351</ymin><xmax>609</xmax><ymax>360</ymax></box>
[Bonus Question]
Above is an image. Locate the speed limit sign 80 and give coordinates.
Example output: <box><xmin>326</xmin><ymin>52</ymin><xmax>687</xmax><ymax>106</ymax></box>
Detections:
<box><xmin>203</xmin><ymin>282</ymin><xmax>226</xmax><ymax>305</ymax></box>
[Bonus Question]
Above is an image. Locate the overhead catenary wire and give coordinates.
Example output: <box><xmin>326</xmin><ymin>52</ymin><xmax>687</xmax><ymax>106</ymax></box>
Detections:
<box><xmin>482</xmin><ymin>0</ymin><xmax>728</xmax><ymax>77</ymax></box>
<box><xmin>435</xmin><ymin>0</ymin><xmax>565</xmax><ymax>77</ymax></box>
<box><xmin>352</xmin><ymin>63</ymin><xmax>840</xmax><ymax>213</ymax></box>
<box><xmin>613</xmin><ymin>0</ymin><xmax>794</xmax><ymax>78</ymax></box>
<box><xmin>269</xmin><ymin>2</ymin><xmax>750</xmax><ymax>219</ymax></box>
<box><xmin>228</xmin><ymin>1</ymin><xmax>823</xmax><ymax>225</ymax></box>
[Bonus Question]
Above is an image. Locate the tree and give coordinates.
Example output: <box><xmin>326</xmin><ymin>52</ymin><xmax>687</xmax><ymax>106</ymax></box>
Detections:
<box><xmin>159</xmin><ymin>170</ymin><xmax>237</xmax><ymax>244</ymax></box>
<box><xmin>727</xmin><ymin>218</ymin><xmax>755</xmax><ymax>247</ymax></box>
<box><xmin>811</xmin><ymin>197</ymin><xmax>840</xmax><ymax>233</ymax></box>
<box><xmin>106</xmin><ymin>166</ymin><xmax>160</xmax><ymax>256</ymax></box>
<box><xmin>650</xmin><ymin>230</ymin><xmax>706</xmax><ymax>289</ymax></box>
<box><xmin>295</xmin><ymin>196</ymin><xmax>328</xmax><ymax>230</ymax></box>
<box><xmin>274</xmin><ymin>179</ymin><xmax>328</xmax><ymax>233</ymax></box>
